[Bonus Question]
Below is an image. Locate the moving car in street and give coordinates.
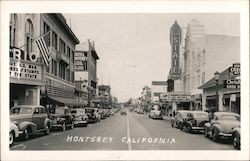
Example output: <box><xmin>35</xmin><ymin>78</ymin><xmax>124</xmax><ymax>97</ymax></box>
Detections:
<box><xmin>49</xmin><ymin>106</ymin><xmax>74</xmax><ymax>131</ymax></box>
<box><xmin>70</xmin><ymin>108</ymin><xmax>88</xmax><ymax>127</ymax></box>
<box><xmin>10</xmin><ymin>105</ymin><xmax>51</xmax><ymax>140</ymax></box>
<box><xmin>9</xmin><ymin>121</ymin><xmax>20</xmax><ymax>146</ymax></box>
<box><xmin>85</xmin><ymin>107</ymin><xmax>101</xmax><ymax>123</ymax></box>
<box><xmin>204</xmin><ymin>112</ymin><xmax>240</xmax><ymax>142</ymax></box>
<box><xmin>171</xmin><ymin>110</ymin><xmax>189</xmax><ymax>128</ymax></box>
<box><xmin>148</xmin><ymin>105</ymin><xmax>163</xmax><ymax>119</ymax></box>
<box><xmin>120</xmin><ymin>108</ymin><xmax>127</xmax><ymax>115</ymax></box>
<box><xmin>180</xmin><ymin>111</ymin><xmax>209</xmax><ymax>133</ymax></box>
<box><xmin>232</xmin><ymin>126</ymin><xmax>241</xmax><ymax>150</ymax></box>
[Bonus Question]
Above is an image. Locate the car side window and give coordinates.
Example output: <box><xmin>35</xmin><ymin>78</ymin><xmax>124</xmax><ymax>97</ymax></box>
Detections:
<box><xmin>34</xmin><ymin>108</ymin><xmax>39</xmax><ymax>114</ymax></box>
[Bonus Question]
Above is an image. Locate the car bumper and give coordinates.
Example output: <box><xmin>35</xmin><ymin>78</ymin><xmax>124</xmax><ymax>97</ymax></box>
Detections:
<box><xmin>191</xmin><ymin>126</ymin><xmax>205</xmax><ymax>131</ymax></box>
<box><xmin>74</xmin><ymin>120</ymin><xmax>87</xmax><ymax>125</ymax></box>
<box><xmin>218</xmin><ymin>132</ymin><xmax>232</xmax><ymax>138</ymax></box>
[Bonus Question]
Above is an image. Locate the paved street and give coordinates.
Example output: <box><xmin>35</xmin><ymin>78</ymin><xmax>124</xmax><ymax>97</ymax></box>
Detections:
<box><xmin>11</xmin><ymin>109</ymin><xmax>235</xmax><ymax>150</ymax></box>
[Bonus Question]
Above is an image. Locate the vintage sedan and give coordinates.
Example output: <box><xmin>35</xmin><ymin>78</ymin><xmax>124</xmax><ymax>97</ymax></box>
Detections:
<box><xmin>171</xmin><ymin>110</ymin><xmax>189</xmax><ymax>128</ymax></box>
<box><xmin>70</xmin><ymin>108</ymin><xmax>88</xmax><ymax>127</ymax></box>
<box><xmin>49</xmin><ymin>106</ymin><xmax>74</xmax><ymax>131</ymax></box>
<box><xmin>204</xmin><ymin>112</ymin><xmax>240</xmax><ymax>142</ymax></box>
<box><xmin>9</xmin><ymin>121</ymin><xmax>20</xmax><ymax>146</ymax></box>
<box><xmin>180</xmin><ymin>111</ymin><xmax>209</xmax><ymax>133</ymax></box>
<box><xmin>85</xmin><ymin>107</ymin><xmax>101</xmax><ymax>123</ymax></box>
<box><xmin>10</xmin><ymin>105</ymin><xmax>51</xmax><ymax>140</ymax></box>
<box><xmin>148</xmin><ymin>105</ymin><xmax>163</xmax><ymax>119</ymax></box>
<box><xmin>232</xmin><ymin>126</ymin><xmax>241</xmax><ymax>150</ymax></box>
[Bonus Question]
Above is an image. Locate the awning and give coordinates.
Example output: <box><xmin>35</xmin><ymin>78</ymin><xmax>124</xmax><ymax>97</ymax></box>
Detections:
<box><xmin>206</xmin><ymin>95</ymin><xmax>216</xmax><ymax>100</ymax></box>
<box><xmin>47</xmin><ymin>96</ymin><xmax>86</xmax><ymax>106</ymax></box>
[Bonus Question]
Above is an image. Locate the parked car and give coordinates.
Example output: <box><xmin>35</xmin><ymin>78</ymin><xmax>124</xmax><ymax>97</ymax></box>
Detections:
<box><xmin>180</xmin><ymin>111</ymin><xmax>209</xmax><ymax>133</ymax></box>
<box><xmin>49</xmin><ymin>106</ymin><xmax>74</xmax><ymax>131</ymax></box>
<box><xmin>70</xmin><ymin>108</ymin><xmax>88</xmax><ymax>127</ymax></box>
<box><xmin>204</xmin><ymin>112</ymin><xmax>240</xmax><ymax>142</ymax></box>
<box><xmin>99</xmin><ymin>109</ymin><xmax>106</xmax><ymax>119</ymax></box>
<box><xmin>120</xmin><ymin>108</ymin><xmax>127</xmax><ymax>115</ymax></box>
<box><xmin>232</xmin><ymin>126</ymin><xmax>241</xmax><ymax>149</ymax></box>
<box><xmin>9</xmin><ymin>121</ymin><xmax>20</xmax><ymax>146</ymax></box>
<box><xmin>170</xmin><ymin>110</ymin><xmax>189</xmax><ymax>128</ymax></box>
<box><xmin>148</xmin><ymin>105</ymin><xmax>163</xmax><ymax>119</ymax></box>
<box><xmin>10</xmin><ymin>105</ymin><xmax>51</xmax><ymax>140</ymax></box>
<box><xmin>85</xmin><ymin>107</ymin><xmax>101</xmax><ymax>123</ymax></box>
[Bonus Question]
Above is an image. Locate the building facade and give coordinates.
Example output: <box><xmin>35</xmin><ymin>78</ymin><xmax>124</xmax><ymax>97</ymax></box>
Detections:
<box><xmin>39</xmin><ymin>14</ymin><xmax>81</xmax><ymax>108</ymax></box>
<box><xmin>182</xmin><ymin>19</ymin><xmax>240</xmax><ymax>111</ymax></box>
<box><xmin>199</xmin><ymin>63</ymin><xmax>240</xmax><ymax>114</ymax></box>
<box><xmin>9</xmin><ymin>14</ymin><xmax>45</xmax><ymax>108</ymax></box>
<box><xmin>98</xmin><ymin>85</ymin><xmax>111</xmax><ymax>108</ymax></box>
<box><xmin>150</xmin><ymin>81</ymin><xmax>167</xmax><ymax>104</ymax></box>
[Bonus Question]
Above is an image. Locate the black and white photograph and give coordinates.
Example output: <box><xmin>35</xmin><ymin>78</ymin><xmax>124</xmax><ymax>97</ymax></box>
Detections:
<box><xmin>1</xmin><ymin>0</ymin><xmax>249</xmax><ymax>161</ymax></box>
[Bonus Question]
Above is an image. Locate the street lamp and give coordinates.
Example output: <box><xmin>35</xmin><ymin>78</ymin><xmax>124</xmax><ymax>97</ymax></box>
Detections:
<box><xmin>214</xmin><ymin>71</ymin><xmax>220</xmax><ymax>112</ymax></box>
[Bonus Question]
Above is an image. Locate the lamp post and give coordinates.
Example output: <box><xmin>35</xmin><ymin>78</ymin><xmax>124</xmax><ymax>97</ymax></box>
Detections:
<box><xmin>214</xmin><ymin>71</ymin><xmax>220</xmax><ymax>112</ymax></box>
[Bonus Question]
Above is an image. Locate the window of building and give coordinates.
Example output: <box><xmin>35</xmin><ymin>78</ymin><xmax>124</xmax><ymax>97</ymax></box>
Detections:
<box><xmin>43</xmin><ymin>22</ymin><xmax>50</xmax><ymax>34</ymax></box>
<box><xmin>71</xmin><ymin>71</ymin><xmax>74</xmax><ymax>83</ymax></box>
<box><xmin>52</xmin><ymin>31</ymin><xmax>58</xmax><ymax>50</ymax></box>
<box><xmin>10</xmin><ymin>14</ymin><xmax>17</xmax><ymax>47</ymax></box>
<box><xmin>59</xmin><ymin>39</ymin><xmax>66</xmax><ymax>54</ymax></box>
<box><xmin>67</xmin><ymin>46</ymin><xmax>70</xmax><ymax>57</ymax></box>
<box><xmin>59</xmin><ymin>61</ymin><xmax>67</xmax><ymax>79</ymax></box>
<box><xmin>66</xmin><ymin>68</ymin><xmax>70</xmax><ymax>81</ymax></box>
<box><xmin>72</xmin><ymin>51</ymin><xmax>75</xmax><ymax>62</ymax></box>
<box><xmin>25</xmin><ymin>19</ymin><xmax>34</xmax><ymax>56</ymax></box>
<box><xmin>51</xmin><ymin>59</ymin><xmax>57</xmax><ymax>76</ymax></box>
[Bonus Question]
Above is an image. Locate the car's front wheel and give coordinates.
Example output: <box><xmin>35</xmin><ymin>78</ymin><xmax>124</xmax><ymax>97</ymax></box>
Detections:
<box><xmin>9</xmin><ymin>131</ymin><xmax>14</xmax><ymax>146</ymax></box>
<box><xmin>44</xmin><ymin>124</ymin><xmax>50</xmax><ymax>135</ymax></box>
<box><xmin>233</xmin><ymin>133</ymin><xmax>240</xmax><ymax>149</ymax></box>
<box><xmin>62</xmin><ymin>122</ymin><xmax>66</xmax><ymax>131</ymax></box>
<box><xmin>23</xmin><ymin>129</ymin><xmax>29</xmax><ymax>140</ymax></box>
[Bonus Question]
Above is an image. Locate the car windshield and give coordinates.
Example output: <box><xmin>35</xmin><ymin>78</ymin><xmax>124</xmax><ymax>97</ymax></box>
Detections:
<box><xmin>10</xmin><ymin>107</ymin><xmax>33</xmax><ymax>114</ymax></box>
<box><xmin>85</xmin><ymin>109</ymin><xmax>94</xmax><ymax>113</ymax></box>
<box><xmin>194</xmin><ymin>113</ymin><xmax>208</xmax><ymax>118</ymax></box>
<box><xmin>220</xmin><ymin>115</ymin><xmax>240</xmax><ymax>121</ymax></box>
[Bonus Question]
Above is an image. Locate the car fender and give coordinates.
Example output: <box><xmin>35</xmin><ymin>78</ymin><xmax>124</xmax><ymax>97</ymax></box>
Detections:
<box><xmin>44</xmin><ymin>118</ymin><xmax>52</xmax><ymax>129</ymax></box>
<box><xmin>10</xmin><ymin>123</ymin><xmax>19</xmax><ymax>138</ymax></box>
<box><xmin>212</xmin><ymin>124</ymin><xmax>222</xmax><ymax>133</ymax></box>
<box><xmin>18</xmin><ymin>121</ymin><xmax>37</xmax><ymax>133</ymax></box>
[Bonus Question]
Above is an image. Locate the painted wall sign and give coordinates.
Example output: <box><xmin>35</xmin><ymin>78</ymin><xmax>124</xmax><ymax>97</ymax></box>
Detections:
<box><xmin>224</xmin><ymin>79</ymin><xmax>240</xmax><ymax>89</ymax></box>
<box><xmin>75</xmin><ymin>52</ymin><xmax>87</xmax><ymax>71</ymax></box>
<box><xmin>168</xmin><ymin>92</ymin><xmax>191</xmax><ymax>102</ymax></box>
<box><xmin>169</xmin><ymin>21</ymin><xmax>181</xmax><ymax>80</ymax></box>
<box><xmin>9</xmin><ymin>60</ymin><xmax>42</xmax><ymax>80</ymax></box>
<box><xmin>229</xmin><ymin>63</ymin><xmax>240</xmax><ymax>77</ymax></box>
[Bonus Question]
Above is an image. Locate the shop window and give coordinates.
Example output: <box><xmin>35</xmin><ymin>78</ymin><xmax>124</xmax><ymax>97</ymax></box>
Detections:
<box><xmin>71</xmin><ymin>71</ymin><xmax>74</xmax><ymax>83</ymax></box>
<box><xmin>66</xmin><ymin>68</ymin><xmax>70</xmax><ymax>81</ymax></box>
<box><xmin>67</xmin><ymin>46</ymin><xmax>70</xmax><ymax>57</ymax></box>
<box><xmin>10</xmin><ymin>14</ymin><xmax>17</xmax><ymax>47</ymax></box>
<box><xmin>25</xmin><ymin>19</ymin><xmax>34</xmax><ymax>56</ymax></box>
<box><xmin>59</xmin><ymin>61</ymin><xmax>66</xmax><ymax>79</ymax></box>
<box><xmin>72</xmin><ymin>51</ymin><xmax>75</xmax><ymax>62</ymax></box>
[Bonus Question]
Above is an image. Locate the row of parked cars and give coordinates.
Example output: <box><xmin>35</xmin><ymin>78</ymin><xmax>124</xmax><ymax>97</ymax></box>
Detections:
<box><xmin>170</xmin><ymin>110</ymin><xmax>241</xmax><ymax>149</ymax></box>
<box><xmin>9</xmin><ymin>105</ymin><xmax>118</xmax><ymax>146</ymax></box>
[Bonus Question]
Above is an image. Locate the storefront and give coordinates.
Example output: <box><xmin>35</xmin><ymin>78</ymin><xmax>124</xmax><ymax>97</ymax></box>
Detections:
<box><xmin>190</xmin><ymin>94</ymin><xmax>202</xmax><ymax>111</ymax></box>
<box><xmin>199</xmin><ymin>63</ymin><xmax>240</xmax><ymax>114</ymax></box>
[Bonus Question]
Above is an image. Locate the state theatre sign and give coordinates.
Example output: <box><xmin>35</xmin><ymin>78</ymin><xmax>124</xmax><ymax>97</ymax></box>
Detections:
<box><xmin>169</xmin><ymin>21</ymin><xmax>181</xmax><ymax>80</ymax></box>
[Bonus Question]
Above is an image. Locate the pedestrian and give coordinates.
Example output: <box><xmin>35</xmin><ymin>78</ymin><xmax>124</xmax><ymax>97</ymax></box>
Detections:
<box><xmin>173</xmin><ymin>110</ymin><xmax>176</xmax><ymax>117</ymax></box>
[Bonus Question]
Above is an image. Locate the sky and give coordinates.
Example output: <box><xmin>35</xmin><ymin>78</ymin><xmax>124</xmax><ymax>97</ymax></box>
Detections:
<box><xmin>63</xmin><ymin>13</ymin><xmax>240</xmax><ymax>102</ymax></box>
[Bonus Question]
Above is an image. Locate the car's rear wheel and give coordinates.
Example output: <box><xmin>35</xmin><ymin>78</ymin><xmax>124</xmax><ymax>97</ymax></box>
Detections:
<box><xmin>9</xmin><ymin>131</ymin><xmax>14</xmax><ymax>146</ymax></box>
<box><xmin>212</xmin><ymin>128</ymin><xmax>219</xmax><ymax>142</ymax></box>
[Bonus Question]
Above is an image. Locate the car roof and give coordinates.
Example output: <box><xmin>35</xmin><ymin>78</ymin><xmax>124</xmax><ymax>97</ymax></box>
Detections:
<box><xmin>12</xmin><ymin>105</ymin><xmax>44</xmax><ymax>109</ymax></box>
<box><xmin>56</xmin><ymin>106</ymin><xmax>70</xmax><ymax>109</ymax></box>
<box><xmin>214</xmin><ymin>112</ymin><xmax>240</xmax><ymax>116</ymax></box>
<box><xmin>177</xmin><ymin>110</ymin><xmax>190</xmax><ymax>113</ymax></box>
<box><xmin>188</xmin><ymin>111</ymin><xmax>208</xmax><ymax>114</ymax></box>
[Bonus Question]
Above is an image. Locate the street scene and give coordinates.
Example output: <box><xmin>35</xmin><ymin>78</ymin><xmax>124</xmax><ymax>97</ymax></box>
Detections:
<box><xmin>9</xmin><ymin>13</ymin><xmax>241</xmax><ymax>151</ymax></box>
